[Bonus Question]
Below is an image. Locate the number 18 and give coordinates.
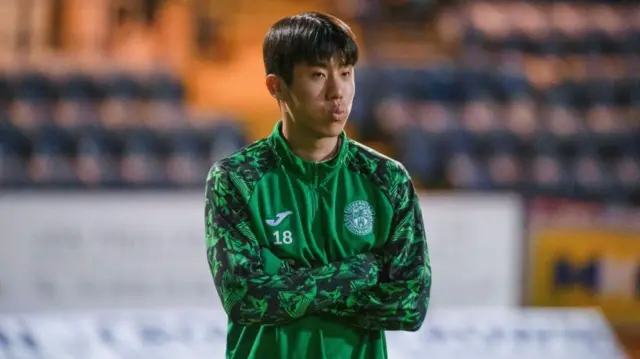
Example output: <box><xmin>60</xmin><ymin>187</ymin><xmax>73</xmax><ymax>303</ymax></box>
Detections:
<box><xmin>273</xmin><ymin>230</ymin><xmax>293</xmax><ymax>245</ymax></box>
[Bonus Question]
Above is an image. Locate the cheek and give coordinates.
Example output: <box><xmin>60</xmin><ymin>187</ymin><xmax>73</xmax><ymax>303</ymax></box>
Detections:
<box><xmin>286</xmin><ymin>93</ymin><xmax>319</xmax><ymax>120</ymax></box>
<box><xmin>344</xmin><ymin>84</ymin><xmax>356</xmax><ymax>108</ymax></box>
<box><xmin>344</xmin><ymin>79</ymin><xmax>356</xmax><ymax>98</ymax></box>
<box><xmin>292</xmin><ymin>87</ymin><xmax>323</xmax><ymax>108</ymax></box>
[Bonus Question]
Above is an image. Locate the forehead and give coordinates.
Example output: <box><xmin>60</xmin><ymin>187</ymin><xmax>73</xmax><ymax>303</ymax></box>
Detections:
<box><xmin>294</xmin><ymin>55</ymin><xmax>354</xmax><ymax>69</ymax></box>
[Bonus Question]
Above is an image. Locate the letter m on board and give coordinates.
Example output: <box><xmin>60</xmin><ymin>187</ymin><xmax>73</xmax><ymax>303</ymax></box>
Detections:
<box><xmin>553</xmin><ymin>257</ymin><xmax>599</xmax><ymax>293</ymax></box>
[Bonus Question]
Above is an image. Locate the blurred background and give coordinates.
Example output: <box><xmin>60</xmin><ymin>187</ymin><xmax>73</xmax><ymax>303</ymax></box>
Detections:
<box><xmin>0</xmin><ymin>0</ymin><xmax>639</xmax><ymax>358</ymax></box>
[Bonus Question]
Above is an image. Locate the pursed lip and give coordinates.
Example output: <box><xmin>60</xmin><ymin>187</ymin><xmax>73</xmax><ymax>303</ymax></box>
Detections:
<box><xmin>330</xmin><ymin>103</ymin><xmax>346</xmax><ymax>114</ymax></box>
<box><xmin>330</xmin><ymin>107</ymin><xmax>346</xmax><ymax>120</ymax></box>
<box><xmin>327</xmin><ymin>101</ymin><xmax>348</xmax><ymax>120</ymax></box>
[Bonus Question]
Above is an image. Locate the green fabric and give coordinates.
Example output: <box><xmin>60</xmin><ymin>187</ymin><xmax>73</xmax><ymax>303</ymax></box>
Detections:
<box><xmin>205</xmin><ymin>121</ymin><xmax>431</xmax><ymax>359</ymax></box>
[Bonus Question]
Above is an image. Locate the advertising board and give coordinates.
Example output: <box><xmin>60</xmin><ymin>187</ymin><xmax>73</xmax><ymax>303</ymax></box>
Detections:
<box><xmin>0</xmin><ymin>308</ymin><xmax>627</xmax><ymax>359</ymax></box>
<box><xmin>528</xmin><ymin>197</ymin><xmax>640</xmax><ymax>327</ymax></box>
<box><xmin>0</xmin><ymin>192</ymin><xmax>523</xmax><ymax>313</ymax></box>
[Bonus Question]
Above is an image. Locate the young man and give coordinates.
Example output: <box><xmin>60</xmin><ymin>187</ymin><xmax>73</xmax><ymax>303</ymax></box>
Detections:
<box><xmin>205</xmin><ymin>11</ymin><xmax>431</xmax><ymax>359</ymax></box>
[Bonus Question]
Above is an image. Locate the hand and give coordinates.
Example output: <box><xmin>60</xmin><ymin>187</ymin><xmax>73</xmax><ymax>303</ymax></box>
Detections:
<box><xmin>284</xmin><ymin>258</ymin><xmax>298</xmax><ymax>269</ymax></box>
<box><xmin>285</xmin><ymin>258</ymin><xmax>297</xmax><ymax>266</ymax></box>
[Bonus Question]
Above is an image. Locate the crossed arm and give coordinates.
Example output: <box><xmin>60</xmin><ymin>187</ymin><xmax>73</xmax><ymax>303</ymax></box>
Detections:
<box><xmin>317</xmin><ymin>179</ymin><xmax>431</xmax><ymax>331</ymax></box>
<box><xmin>205</xmin><ymin>164</ymin><xmax>431</xmax><ymax>330</ymax></box>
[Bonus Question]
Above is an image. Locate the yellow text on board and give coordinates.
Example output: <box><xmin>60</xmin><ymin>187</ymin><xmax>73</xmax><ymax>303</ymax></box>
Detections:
<box><xmin>531</xmin><ymin>228</ymin><xmax>640</xmax><ymax>326</ymax></box>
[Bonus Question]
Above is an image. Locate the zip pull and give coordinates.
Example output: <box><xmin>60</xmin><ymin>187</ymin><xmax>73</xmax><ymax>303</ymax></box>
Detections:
<box><xmin>310</xmin><ymin>162</ymin><xmax>320</xmax><ymax>188</ymax></box>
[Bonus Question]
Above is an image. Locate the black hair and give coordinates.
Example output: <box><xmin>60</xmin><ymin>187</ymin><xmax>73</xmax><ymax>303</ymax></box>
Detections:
<box><xmin>263</xmin><ymin>12</ymin><xmax>359</xmax><ymax>86</ymax></box>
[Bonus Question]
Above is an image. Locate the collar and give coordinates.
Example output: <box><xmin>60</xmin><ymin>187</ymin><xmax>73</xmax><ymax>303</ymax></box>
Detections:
<box><xmin>268</xmin><ymin>121</ymin><xmax>349</xmax><ymax>186</ymax></box>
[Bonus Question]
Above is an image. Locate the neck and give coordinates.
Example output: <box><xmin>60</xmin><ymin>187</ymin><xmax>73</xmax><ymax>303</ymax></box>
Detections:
<box><xmin>281</xmin><ymin>119</ymin><xmax>340</xmax><ymax>163</ymax></box>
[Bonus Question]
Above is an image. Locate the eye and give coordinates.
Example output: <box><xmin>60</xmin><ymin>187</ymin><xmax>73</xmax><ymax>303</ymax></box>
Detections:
<box><xmin>313</xmin><ymin>72</ymin><xmax>326</xmax><ymax>79</ymax></box>
<box><xmin>341</xmin><ymin>70</ymin><xmax>352</xmax><ymax>77</ymax></box>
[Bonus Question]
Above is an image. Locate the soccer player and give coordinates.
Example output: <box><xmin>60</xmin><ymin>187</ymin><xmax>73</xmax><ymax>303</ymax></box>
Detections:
<box><xmin>205</xmin><ymin>11</ymin><xmax>431</xmax><ymax>359</ymax></box>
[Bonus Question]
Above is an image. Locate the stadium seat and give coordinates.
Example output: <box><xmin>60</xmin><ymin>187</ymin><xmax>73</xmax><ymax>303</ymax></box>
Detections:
<box><xmin>165</xmin><ymin>129</ymin><xmax>207</xmax><ymax>186</ymax></box>
<box><xmin>56</xmin><ymin>73</ymin><xmax>103</xmax><ymax>128</ymax></box>
<box><xmin>0</xmin><ymin>74</ymin><xmax>12</xmax><ymax>115</ymax></box>
<box><xmin>0</xmin><ymin>0</ymin><xmax>636</xmax><ymax>206</ymax></box>
<box><xmin>568</xmin><ymin>155</ymin><xmax>614</xmax><ymax>199</ymax></box>
<box><xmin>529</xmin><ymin>154</ymin><xmax>572</xmax><ymax>196</ymax></box>
<box><xmin>28</xmin><ymin>125</ymin><xmax>78</xmax><ymax>186</ymax></box>
<box><xmin>207</xmin><ymin>120</ymin><xmax>249</xmax><ymax>164</ymax></box>
<box><xmin>503</xmin><ymin>97</ymin><xmax>539</xmax><ymax>145</ymax></box>
<box><xmin>486</xmin><ymin>151</ymin><xmax>524</xmax><ymax>191</ymax></box>
<box><xmin>146</xmin><ymin>72</ymin><xmax>185</xmax><ymax>102</ymax></box>
<box><xmin>611</xmin><ymin>156</ymin><xmax>640</xmax><ymax>200</ymax></box>
<box><xmin>101</xmin><ymin>73</ymin><xmax>145</xmax><ymax>128</ymax></box>
<box><xmin>119</xmin><ymin>128</ymin><xmax>168</xmax><ymax>186</ymax></box>
<box><xmin>445</xmin><ymin>151</ymin><xmax>492</xmax><ymax>190</ymax></box>
<box><xmin>14</xmin><ymin>70</ymin><xmax>57</xmax><ymax>102</ymax></box>
<box><xmin>421</xmin><ymin>67</ymin><xmax>457</xmax><ymax>104</ymax></box>
<box><xmin>144</xmin><ymin>72</ymin><xmax>187</xmax><ymax>130</ymax></box>
<box><xmin>0</xmin><ymin>120</ymin><xmax>30</xmax><ymax>186</ymax></box>
<box><xmin>75</xmin><ymin>128</ymin><xmax>121</xmax><ymax>186</ymax></box>
<box><xmin>394</xmin><ymin>126</ymin><xmax>443</xmax><ymax>185</ymax></box>
<box><xmin>12</xmin><ymin>70</ymin><xmax>57</xmax><ymax>128</ymax></box>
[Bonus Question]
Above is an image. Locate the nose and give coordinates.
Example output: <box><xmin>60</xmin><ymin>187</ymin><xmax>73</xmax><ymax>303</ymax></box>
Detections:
<box><xmin>326</xmin><ymin>75</ymin><xmax>343</xmax><ymax>100</ymax></box>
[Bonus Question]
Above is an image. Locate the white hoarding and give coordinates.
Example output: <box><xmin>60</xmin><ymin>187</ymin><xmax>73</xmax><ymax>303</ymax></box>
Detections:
<box><xmin>419</xmin><ymin>194</ymin><xmax>523</xmax><ymax>308</ymax></box>
<box><xmin>0</xmin><ymin>308</ymin><xmax>627</xmax><ymax>359</ymax></box>
<box><xmin>0</xmin><ymin>192</ymin><xmax>523</xmax><ymax>313</ymax></box>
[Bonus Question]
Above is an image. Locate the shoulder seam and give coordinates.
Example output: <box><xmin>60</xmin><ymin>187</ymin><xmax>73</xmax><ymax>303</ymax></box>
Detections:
<box><xmin>345</xmin><ymin>140</ymin><xmax>410</xmax><ymax>210</ymax></box>
<box><xmin>347</xmin><ymin>139</ymin><xmax>396</xmax><ymax>162</ymax></box>
<box><xmin>245</xmin><ymin>168</ymin><xmax>279</xmax><ymax>207</ymax></box>
<box><xmin>211</xmin><ymin>139</ymin><xmax>280</xmax><ymax>205</ymax></box>
<box><xmin>344</xmin><ymin>165</ymin><xmax>397</xmax><ymax>211</ymax></box>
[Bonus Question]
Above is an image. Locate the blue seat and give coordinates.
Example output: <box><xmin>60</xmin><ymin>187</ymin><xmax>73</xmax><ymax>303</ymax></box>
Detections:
<box><xmin>14</xmin><ymin>70</ymin><xmax>57</xmax><ymax>102</ymax></box>
<box><xmin>456</xmin><ymin>68</ymin><xmax>497</xmax><ymax>104</ymax></box>
<box><xmin>407</xmin><ymin>67</ymin><xmax>457</xmax><ymax>103</ymax></box>
<box><xmin>528</xmin><ymin>154</ymin><xmax>573</xmax><ymax>197</ymax></box>
<box><xmin>207</xmin><ymin>119</ymin><xmax>249</xmax><ymax>163</ymax></box>
<box><xmin>394</xmin><ymin>126</ymin><xmax>443</xmax><ymax>185</ymax></box>
<box><xmin>166</xmin><ymin>129</ymin><xmax>206</xmax><ymax>186</ymax></box>
<box><xmin>59</xmin><ymin>73</ymin><xmax>103</xmax><ymax>102</ymax></box>
<box><xmin>497</xmin><ymin>73</ymin><xmax>532</xmax><ymax>102</ymax></box>
<box><xmin>611</xmin><ymin>156</ymin><xmax>640</xmax><ymax>201</ymax></box>
<box><xmin>620</xmin><ymin>31</ymin><xmax>640</xmax><ymax>55</ymax></box>
<box><xmin>57</xmin><ymin>74</ymin><xmax>103</xmax><ymax>127</ymax></box>
<box><xmin>28</xmin><ymin>125</ymin><xmax>78</xmax><ymax>185</ymax></box>
<box><xmin>13</xmin><ymin>71</ymin><xmax>58</xmax><ymax>128</ymax></box>
<box><xmin>445</xmin><ymin>150</ymin><xmax>492</xmax><ymax>190</ymax></box>
<box><xmin>350</xmin><ymin>67</ymin><xmax>391</xmax><ymax>140</ymax></box>
<box><xmin>119</xmin><ymin>128</ymin><xmax>168</xmax><ymax>186</ymax></box>
<box><xmin>75</xmin><ymin>128</ymin><xmax>122</xmax><ymax>186</ymax></box>
<box><xmin>104</xmin><ymin>73</ymin><xmax>145</xmax><ymax>100</ymax></box>
<box><xmin>0</xmin><ymin>75</ymin><xmax>13</xmax><ymax>115</ymax></box>
<box><xmin>0</xmin><ymin>121</ymin><xmax>30</xmax><ymax>185</ymax></box>
<box><xmin>567</xmin><ymin>155</ymin><xmax>613</xmax><ymax>199</ymax></box>
<box><xmin>146</xmin><ymin>72</ymin><xmax>185</xmax><ymax>102</ymax></box>
<box><xmin>485</xmin><ymin>152</ymin><xmax>524</xmax><ymax>191</ymax></box>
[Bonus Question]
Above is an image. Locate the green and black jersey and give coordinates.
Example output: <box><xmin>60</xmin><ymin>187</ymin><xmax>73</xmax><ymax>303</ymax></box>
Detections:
<box><xmin>205</xmin><ymin>121</ymin><xmax>431</xmax><ymax>359</ymax></box>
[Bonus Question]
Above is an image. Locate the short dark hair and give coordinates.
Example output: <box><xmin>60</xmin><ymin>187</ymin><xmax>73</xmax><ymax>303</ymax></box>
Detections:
<box><xmin>263</xmin><ymin>12</ymin><xmax>359</xmax><ymax>86</ymax></box>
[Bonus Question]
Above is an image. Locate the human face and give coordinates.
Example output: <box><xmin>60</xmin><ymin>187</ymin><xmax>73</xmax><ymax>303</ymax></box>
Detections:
<box><xmin>281</xmin><ymin>57</ymin><xmax>355</xmax><ymax>139</ymax></box>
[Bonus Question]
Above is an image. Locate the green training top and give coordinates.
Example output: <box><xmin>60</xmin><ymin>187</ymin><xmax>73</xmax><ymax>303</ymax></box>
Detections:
<box><xmin>205</xmin><ymin>121</ymin><xmax>431</xmax><ymax>359</ymax></box>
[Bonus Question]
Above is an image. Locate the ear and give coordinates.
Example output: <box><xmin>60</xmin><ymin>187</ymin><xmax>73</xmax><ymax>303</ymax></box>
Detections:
<box><xmin>266</xmin><ymin>74</ymin><xmax>285</xmax><ymax>100</ymax></box>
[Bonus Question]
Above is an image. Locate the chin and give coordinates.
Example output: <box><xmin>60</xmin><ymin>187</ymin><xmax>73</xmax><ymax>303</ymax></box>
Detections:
<box><xmin>316</xmin><ymin>121</ymin><xmax>346</xmax><ymax>138</ymax></box>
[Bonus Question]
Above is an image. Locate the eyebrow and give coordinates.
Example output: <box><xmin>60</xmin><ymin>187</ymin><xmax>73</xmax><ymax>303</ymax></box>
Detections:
<box><xmin>306</xmin><ymin>60</ymin><xmax>329</xmax><ymax>68</ymax></box>
<box><xmin>305</xmin><ymin>55</ymin><xmax>354</xmax><ymax>68</ymax></box>
<box><xmin>307</xmin><ymin>63</ymin><xmax>356</xmax><ymax>71</ymax></box>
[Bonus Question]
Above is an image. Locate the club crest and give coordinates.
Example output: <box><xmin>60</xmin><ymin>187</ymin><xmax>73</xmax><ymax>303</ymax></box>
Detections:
<box><xmin>344</xmin><ymin>200</ymin><xmax>375</xmax><ymax>236</ymax></box>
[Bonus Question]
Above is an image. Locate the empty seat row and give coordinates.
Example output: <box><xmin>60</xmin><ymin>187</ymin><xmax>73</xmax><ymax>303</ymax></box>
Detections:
<box><xmin>0</xmin><ymin>71</ymin><xmax>185</xmax><ymax>103</ymax></box>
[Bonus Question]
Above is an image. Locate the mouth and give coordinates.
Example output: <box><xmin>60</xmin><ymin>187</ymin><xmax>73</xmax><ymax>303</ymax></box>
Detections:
<box><xmin>330</xmin><ymin>106</ymin><xmax>347</xmax><ymax>121</ymax></box>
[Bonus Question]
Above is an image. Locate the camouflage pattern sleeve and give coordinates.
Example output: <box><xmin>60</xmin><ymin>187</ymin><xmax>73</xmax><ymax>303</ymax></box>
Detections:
<box><xmin>205</xmin><ymin>163</ymin><xmax>380</xmax><ymax>326</ymax></box>
<box><xmin>319</xmin><ymin>169</ymin><xmax>431</xmax><ymax>331</ymax></box>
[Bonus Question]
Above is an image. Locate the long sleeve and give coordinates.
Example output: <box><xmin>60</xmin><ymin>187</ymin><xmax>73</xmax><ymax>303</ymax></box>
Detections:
<box><xmin>319</xmin><ymin>174</ymin><xmax>431</xmax><ymax>331</ymax></box>
<box><xmin>205</xmin><ymin>164</ymin><xmax>380</xmax><ymax>326</ymax></box>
